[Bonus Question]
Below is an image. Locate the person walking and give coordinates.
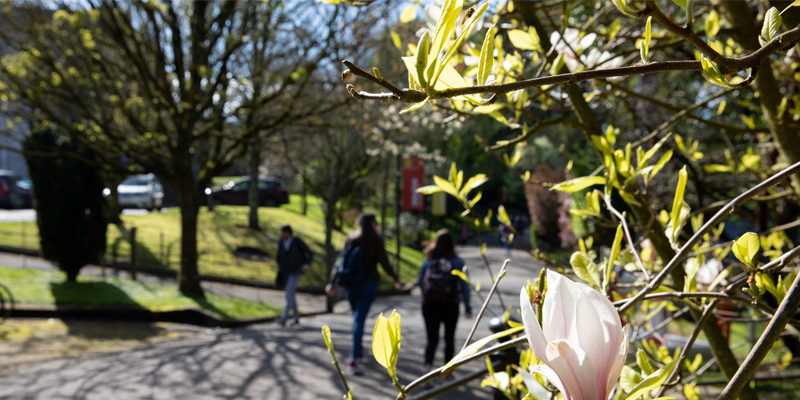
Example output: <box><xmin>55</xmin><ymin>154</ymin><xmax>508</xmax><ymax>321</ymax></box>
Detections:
<box><xmin>418</xmin><ymin>229</ymin><xmax>472</xmax><ymax>378</ymax></box>
<box><xmin>276</xmin><ymin>224</ymin><xmax>312</xmax><ymax>327</ymax></box>
<box><xmin>326</xmin><ymin>213</ymin><xmax>402</xmax><ymax>376</ymax></box>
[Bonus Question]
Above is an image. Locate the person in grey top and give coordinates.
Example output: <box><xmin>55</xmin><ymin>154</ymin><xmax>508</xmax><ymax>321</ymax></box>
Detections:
<box><xmin>277</xmin><ymin>224</ymin><xmax>312</xmax><ymax>326</ymax></box>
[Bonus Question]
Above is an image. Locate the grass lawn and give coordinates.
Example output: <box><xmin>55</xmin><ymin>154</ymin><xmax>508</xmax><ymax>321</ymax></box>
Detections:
<box><xmin>0</xmin><ymin>196</ymin><xmax>425</xmax><ymax>288</ymax></box>
<box><xmin>0</xmin><ymin>266</ymin><xmax>280</xmax><ymax>320</ymax></box>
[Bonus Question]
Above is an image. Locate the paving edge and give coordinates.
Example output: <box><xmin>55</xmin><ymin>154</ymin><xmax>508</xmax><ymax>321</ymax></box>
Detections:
<box><xmin>7</xmin><ymin>304</ymin><xmax>329</xmax><ymax>329</ymax></box>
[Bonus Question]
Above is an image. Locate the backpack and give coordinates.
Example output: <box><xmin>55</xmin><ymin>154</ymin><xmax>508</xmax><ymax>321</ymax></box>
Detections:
<box><xmin>335</xmin><ymin>245</ymin><xmax>367</xmax><ymax>288</ymax></box>
<box><xmin>421</xmin><ymin>258</ymin><xmax>459</xmax><ymax>304</ymax></box>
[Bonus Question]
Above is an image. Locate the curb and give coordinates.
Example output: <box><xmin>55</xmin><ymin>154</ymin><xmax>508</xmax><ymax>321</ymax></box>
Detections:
<box><xmin>8</xmin><ymin>304</ymin><xmax>329</xmax><ymax>328</ymax></box>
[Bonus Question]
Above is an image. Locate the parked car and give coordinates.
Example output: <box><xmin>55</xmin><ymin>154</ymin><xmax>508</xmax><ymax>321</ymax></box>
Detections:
<box><xmin>0</xmin><ymin>171</ymin><xmax>23</xmax><ymax>209</ymax></box>
<box><xmin>115</xmin><ymin>174</ymin><xmax>164</xmax><ymax>211</ymax></box>
<box><xmin>210</xmin><ymin>176</ymin><xmax>289</xmax><ymax>207</ymax></box>
<box><xmin>16</xmin><ymin>179</ymin><xmax>32</xmax><ymax>209</ymax></box>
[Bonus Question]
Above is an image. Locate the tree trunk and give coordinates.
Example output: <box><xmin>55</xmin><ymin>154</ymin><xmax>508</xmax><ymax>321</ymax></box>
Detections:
<box><xmin>175</xmin><ymin>178</ymin><xmax>204</xmax><ymax>297</ymax></box>
<box><xmin>516</xmin><ymin>5</ymin><xmax>758</xmax><ymax>399</ymax></box>
<box><xmin>108</xmin><ymin>176</ymin><xmax>124</xmax><ymax>225</ymax></box>
<box><xmin>712</xmin><ymin>0</ymin><xmax>800</xmax><ymax>197</ymax></box>
<box><xmin>324</xmin><ymin>194</ymin><xmax>338</xmax><ymax>313</ymax></box>
<box><xmin>248</xmin><ymin>145</ymin><xmax>260</xmax><ymax>230</ymax></box>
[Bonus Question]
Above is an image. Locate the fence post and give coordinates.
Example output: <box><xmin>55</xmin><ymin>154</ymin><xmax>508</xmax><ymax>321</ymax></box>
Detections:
<box><xmin>160</xmin><ymin>232</ymin><xmax>164</xmax><ymax>267</ymax></box>
<box><xmin>130</xmin><ymin>226</ymin><xmax>137</xmax><ymax>281</ymax></box>
<box><xmin>21</xmin><ymin>222</ymin><xmax>26</xmax><ymax>269</ymax></box>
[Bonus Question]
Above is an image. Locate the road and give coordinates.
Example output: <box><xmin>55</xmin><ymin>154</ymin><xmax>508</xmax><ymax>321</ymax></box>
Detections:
<box><xmin>0</xmin><ymin>208</ymin><xmax>166</xmax><ymax>223</ymax></box>
<box><xmin>0</xmin><ymin>246</ymin><xmax>542</xmax><ymax>400</ymax></box>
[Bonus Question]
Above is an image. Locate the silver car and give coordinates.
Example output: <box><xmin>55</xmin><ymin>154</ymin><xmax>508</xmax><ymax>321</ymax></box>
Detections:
<box><xmin>117</xmin><ymin>174</ymin><xmax>164</xmax><ymax>211</ymax></box>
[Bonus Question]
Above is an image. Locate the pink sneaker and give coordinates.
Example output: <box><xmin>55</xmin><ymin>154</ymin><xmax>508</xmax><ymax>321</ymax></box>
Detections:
<box><xmin>346</xmin><ymin>359</ymin><xmax>364</xmax><ymax>376</ymax></box>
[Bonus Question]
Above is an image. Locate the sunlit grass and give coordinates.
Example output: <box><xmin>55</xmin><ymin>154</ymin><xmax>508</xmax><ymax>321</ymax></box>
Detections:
<box><xmin>0</xmin><ymin>266</ymin><xmax>280</xmax><ymax>320</ymax></box>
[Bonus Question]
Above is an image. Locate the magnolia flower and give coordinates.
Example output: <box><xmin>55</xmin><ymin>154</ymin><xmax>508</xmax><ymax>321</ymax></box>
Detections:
<box><xmin>550</xmin><ymin>28</ymin><xmax>624</xmax><ymax>72</ymax></box>
<box><xmin>520</xmin><ymin>270</ymin><xmax>630</xmax><ymax>400</ymax></box>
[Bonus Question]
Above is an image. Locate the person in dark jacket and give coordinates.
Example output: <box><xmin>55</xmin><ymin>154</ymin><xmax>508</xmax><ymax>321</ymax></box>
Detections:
<box><xmin>326</xmin><ymin>213</ymin><xmax>402</xmax><ymax>375</ymax></box>
<box><xmin>417</xmin><ymin>229</ymin><xmax>471</xmax><ymax>378</ymax></box>
<box><xmin>277</xmin><ymin>224</ymin><xmax>312</xmax><ymax>326</ymax></box>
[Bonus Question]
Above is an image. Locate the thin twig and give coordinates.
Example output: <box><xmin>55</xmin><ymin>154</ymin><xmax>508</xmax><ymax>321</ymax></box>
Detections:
<box><xmin>619</xmin><ymin>161</ymin><xmax>800</xmax><ymax>313</ymax></box>
<box><xmin>600</xmin><ymin>192</ymin><xmax>650</xmax><ymax>281</ymax></box>
<box><xmin>718</xmin><ymin>269</ymin><xmax>800</xmax><ymax>399</ymax></box>
<box><xmin>460</xmin><ymin>260</ymin><xmax>510</xmax><ymax>354</ymax></box>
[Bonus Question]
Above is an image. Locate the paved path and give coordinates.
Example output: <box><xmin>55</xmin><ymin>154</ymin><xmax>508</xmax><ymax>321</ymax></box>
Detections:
<box><xmin>0</xmin><ymin>246</ymin><xmax>543</xmax><ymax>400</ymax></box>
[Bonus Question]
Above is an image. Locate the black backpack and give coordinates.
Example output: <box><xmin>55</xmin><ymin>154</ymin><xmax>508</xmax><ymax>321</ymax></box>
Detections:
<box><xmin>335</xmin><ymin>245</ymin><xmax>367</xmax><ymax>288</ymax></box>
<box><xmin>421</xmin><ymin>258</ymin><xmax>459</xmax><ymax>304</ymax></box>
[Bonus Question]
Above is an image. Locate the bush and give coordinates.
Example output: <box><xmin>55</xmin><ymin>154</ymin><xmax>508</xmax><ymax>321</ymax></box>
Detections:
<box><xmin>23</xmin><ymin>130</ymin><xmax>107</xmax><ymax>282</ymax></box>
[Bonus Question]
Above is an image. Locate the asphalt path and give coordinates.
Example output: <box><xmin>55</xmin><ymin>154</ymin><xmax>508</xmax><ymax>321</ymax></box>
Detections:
<box><xmin>0</xmin><ymin>246</ymin><xmax>543</xmax><ymax>400</ymax></box>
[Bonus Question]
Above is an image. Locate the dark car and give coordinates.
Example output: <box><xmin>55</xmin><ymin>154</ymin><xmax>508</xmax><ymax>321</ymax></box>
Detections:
<box><xmin>16</xmin><ymin>179</ymin><xmax>32</xmax><ymax>209</ymax></box>
<box><xmin>0</xmin><ymin>171</ymin><xmax>22</xmax><ymax>209</ymax></box>
<box><xmin>210</xmin><ymin>177</ymin><xmax>289</xmax><ymax>207</ymax></box>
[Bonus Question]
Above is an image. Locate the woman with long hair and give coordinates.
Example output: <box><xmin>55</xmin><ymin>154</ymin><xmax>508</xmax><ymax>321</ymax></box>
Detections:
<box><xmin>418</xmin><ymin>229</ymin><xmax>472</xmax><ymax>377</ymax></box>
<box><xmin>326</xmin><ymin>213</ymin><xmax>402</xmax><ymax>375</ymax></box>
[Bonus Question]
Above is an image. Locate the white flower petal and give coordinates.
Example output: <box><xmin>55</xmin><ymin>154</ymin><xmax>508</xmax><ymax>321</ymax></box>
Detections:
<box><xmin>521</xmin><ymin>287</ymin><xmax>550</xmax><ymax>367</ymax></box>
<box><xmin>543</xmin><ymin>270</ymin><xmax>583</xmax><ymax>343</ymax></box>
<box><xmin>606</xmin><ymin>324</ymin><xmax>631</xmax><ymax>398</ymax></box>
<box><xmin>530</xmin><ymin>364</ymin><xmax>569</xmax><ymax>399</ymax></box>
<box><xmin>575</xmin><ymin>287</ymin><xmax>621</xmax><ymax>396</ymax></box>
<box><xmin>546</xmin><ymin>339</ymin><xmax>599</xmax><ymax>400</ymax></box>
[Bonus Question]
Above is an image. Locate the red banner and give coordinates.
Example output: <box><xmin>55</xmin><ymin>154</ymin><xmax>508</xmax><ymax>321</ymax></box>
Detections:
<box><xmin>402</xmin><ymin>157</ymin><xmax>425</xmax><ymax>211</ymax></box>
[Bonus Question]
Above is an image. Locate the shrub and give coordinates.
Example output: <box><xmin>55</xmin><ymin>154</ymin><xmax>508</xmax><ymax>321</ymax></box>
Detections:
<box><xmin>23</xmin><ymin>130</ymin><xmax>107</xmax><ymax>282</ymax></box>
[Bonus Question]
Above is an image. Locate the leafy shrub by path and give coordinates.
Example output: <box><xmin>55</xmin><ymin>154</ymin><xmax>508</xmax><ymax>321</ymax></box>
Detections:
<box><xmin>0</xmin><ymin>266</ymin><xmax>280</xmax><ymax>320</ymax></box>
<box><xmin>23</xmin><ymin>130</ymin><xmax>108</xmax><ymax>282</ymax></box>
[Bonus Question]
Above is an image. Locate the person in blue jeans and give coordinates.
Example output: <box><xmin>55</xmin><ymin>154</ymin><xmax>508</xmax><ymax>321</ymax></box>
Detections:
<box><xmin>418</xmin><ymin>229</ymin><xmax>472</xmax><ymax>378</ymax></box>
<box><xmin>326</xmin><ymin>213</ymin><xmax>402</xmax><ymax>375</ymax></box>
<box><xmin>276</xmin><ymin>224</ymin><xmax>312</xmax><ymax>326</ymax></box>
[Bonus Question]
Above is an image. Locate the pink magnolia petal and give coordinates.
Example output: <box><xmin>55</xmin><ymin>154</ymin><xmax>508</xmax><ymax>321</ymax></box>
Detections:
<box><xmin>575</xmin><ymin>287</ymin><xmax>623</xmax><ymax>396</ymax></box>
<box><xmin>605</xmin><ymin>325</ymin><xmax>631</xmax><ymax>398</ymax></box>
<box><xmin>530</xmin><ymin>364</ymin><xmax>569</xmax><ymax>400</ymax></box>
<box><xmin>546</xmin><ymin>339</ymin><xmax>599</xmax><ymax>400</ymax></box>
<box><xmin>520</xmin><ymin>287</ymin><xmax>550</xmax><ymax>367</ymax></box>
<box><xmin>543</xmin><ymin>270</ymin><xmax>582</xmax><ymax>343</ymax></box>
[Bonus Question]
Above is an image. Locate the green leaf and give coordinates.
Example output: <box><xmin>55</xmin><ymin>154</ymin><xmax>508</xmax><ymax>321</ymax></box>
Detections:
<box><xmin>322</xmin><ymin>325</ymin><xmax>334</xmax><ymax>352</ymax></box>
<box><xmin>637</xmin><ymin>349</ymin><xmax>655</xmax><ymax>375</ymax></box>
<box><xmin>671</xmin><ymin>0</ymin><xmax>687</xmax><ymax>9</ymax></box>
<box><xmin>620</xmin><ymin>365</ymin><xmax>643</xmax><ymax>392</ymax></box>
<box><xmin>399</xmin><ymin>96</ymin><xmax>431</xmax><ymax>114</ymax></box>
<box><xmin>669</xmin><ymin>166</ymin><xmax>688</xmax><ymax>240</ymax></box>
<box><xmin>606</xmin><ymin>224</ymin><xmax>624</xmax><ymax>288</ymax></box>
<box><xmin>415</xmin><ymin>31</ymin><xmax>430</xmax><ymax>88</ymax></box>
<box><xmin>650</xmin><ymin>149</ymin><xmax>673</xmax><ymax>179</ymax></box>
<box><xmin>450</xmin><ymin>162</ymin><xmax>458</xmax><ymax>187</ymax></box>
<box><xmin>426</xmin><ymin>0</ymin><xmax>463</xmax><ymax>81</ymax></box>
<box><xmin>550</xmin><ymin>53</ymin><xmax>565</xmax><ymax>76</ymax></box>
<box><xmin>434</xmin><ymin>175</ymin><xmax>460</xmax><ymax>198</ymax></box>
<box><xmin>472</xmin><ymin>104</ymin><xmax>506</xmax><ymax>114</ymax></box>
<box><xmin>624</xmin><ymin>357</ymin><xmax>682</xmax><ymax>400</ymax></box>
<box><xmin>705</xmin><ymin>10</ymin><xmax>720</xmax><ymax>38</ymax></box>
<box><xmin>372</xmin><ymin>311</ymin><xmax>402</xmax><ymax>376</ymax></box>
<box><xmin>399</xmin><ymin>5</ymin><xmax>417</xmax><ymax>24</ymax></box>
<box><xmin>550</xmin><ymin>176</ymin><xmax>606</xmax><ymax>192</ymax></box>
<box><xmin>390</xmin><ymin>30</ymin><xmax>402</xmax><ymax>50</ymax></box>
<box><xmin>478</xmin><ymin>25</ymin><xmax>497</xmax><ymax>86</ymax></box>
<box><xmin>511</xmin><ymin>149</ymin><xmax>522</xmax><ymax>167</ymax></box>
<box><xmin>431</xmin><ymin>1</ymin><xmax>489</xmax><ymax>89</ymax></box>
<box><xmin>778</xmin><ymin>97</ymin><xmax>788</xmax><ymax>119</ymax></box>
<box><xmin>444</xmin><ymin>326</ymin><xmax>524</xmax><ymax>369</ymax></box>
<box><xmin>760</xmin><ymin>7</ymin><xmax>781</xmax><ymax>45</ymax></box>
<box><xmin>417</xmin><ymin>185</ymin><xmax>442</xmax><ymax>195</ymax></box>
<box><xmin>641</xmin><ymin>16</ymin><xmax>652</xmax><ymax>64</ymax></box>
<box><xmin>611</xmin><ymin>0</ymin><xmax>641</xmax><ymax>17</ymax></box>
<box><xmin>703</xmin><ymin>164</ymin><xmax>733</xmax><ymax>173</ymax></box>
<box><xmin>460</xmin><ymin>174</ymin><xmax>489</xmax><ymax>197</ymax></box>
<box><xmin>508</xmin><ymin>29</ymin><xmax>540</xmax><ymax>51</ymax></box>
<box><xmin>733</xmin><ymin>232</ymin><xmax>760</xmax><ymax>268</ymax></box>
<box><xmin>570</xmin><ymin>252</ymin><xmax>601</xmax><ymax>289</ymax></box>
<box><xmin>498</xmin><ymin>204</ymin><xmax>511</xmax><ymax>226</ymax></box>
<box><xmin>609</xmin><ymin>18</ymin><xmax>622</xmax><ymax>41</ymax></box>
<box><xmin>451</xmin><ymin>269</ymin><xmax>470</xmax><ymax>284</ymax></box>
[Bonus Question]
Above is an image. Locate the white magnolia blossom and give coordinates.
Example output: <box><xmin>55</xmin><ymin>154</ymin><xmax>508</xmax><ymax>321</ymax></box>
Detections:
<box><xmin>550</xmin><ymin>29</ymin><xmax>625</xmax><ymax>72</ymax></box>
<box><xmin>520</xmin><ymin>270</ymin><xmax>630</xmax><ymax>400</ymax></box>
